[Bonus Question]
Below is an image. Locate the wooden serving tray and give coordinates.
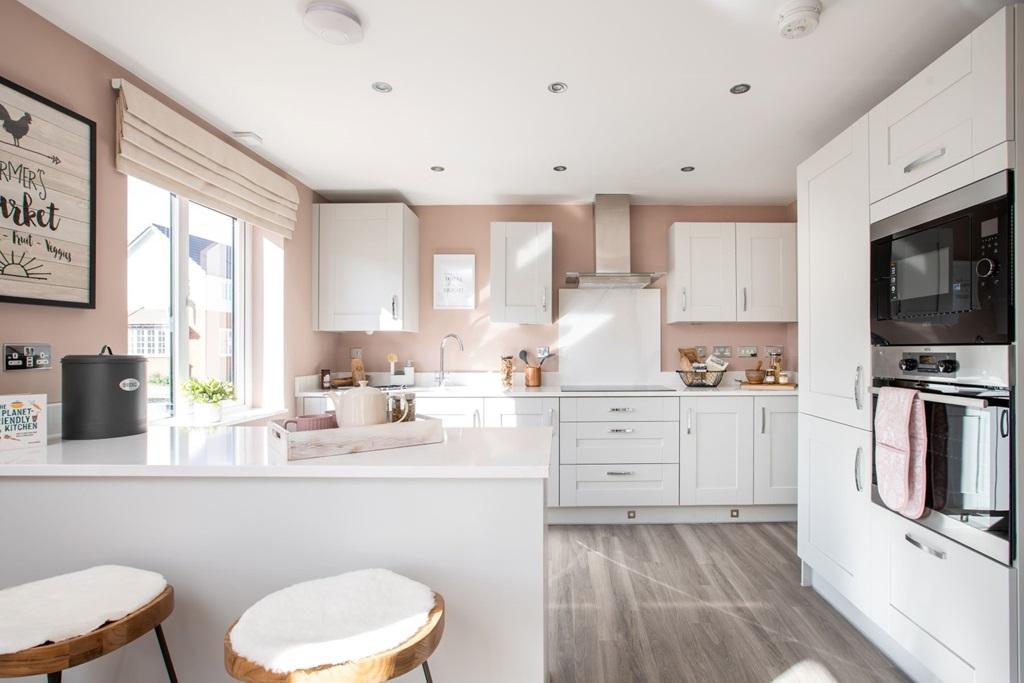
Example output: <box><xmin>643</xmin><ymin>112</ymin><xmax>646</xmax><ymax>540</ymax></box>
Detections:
<box><xmin>738</xmin><ymin>382</ymin><xmax>798</xmax><ymax>391</ymax></box>
<box><xmin>268</xmin><ymin>416</ymin><xmax>444</xmax><ymax>461</ymax></box>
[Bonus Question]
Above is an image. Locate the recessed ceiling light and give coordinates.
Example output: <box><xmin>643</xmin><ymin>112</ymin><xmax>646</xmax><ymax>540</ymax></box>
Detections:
<box><xmin>730</xmin><ymin>83</ymin><xmax>751</xmax><ymax>95</ymax></box>
<box><xmin>430</xmin><ymin>166</ymin><xmax>445</xmax><ymax>172</ymax></box>
<box><xmin>303</xmin><ymin>1</ymin><xmax>364</xmax><ymax>45</ymax></box>
<box><xmin>547</xmin><ymin>82</ymin><xmax>568</xmax><ymax>94</ymax></box>
<box><xmin>553</xmin><ymin>165</ymin><xmax>567</xmax><ymax>172</ymax></box>
<box><xmin>232</xmin><ymin>131</ymin><xmax>263</xmax><ymax>146</ymax></box>
<box><xmin>680</xmin><ymin>166</ymin><xmax>695</xmax><ymax>172</ymax></box>
<box><xmin>371</xmin><ymin>81</ymin><xmax>393</xmax><ymax>93</ymax></box>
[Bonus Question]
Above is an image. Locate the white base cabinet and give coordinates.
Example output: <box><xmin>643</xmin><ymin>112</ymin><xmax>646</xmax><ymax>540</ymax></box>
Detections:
<box><xmin>881</xmin><ymin>512</ymin><xmax>1014</xmax><ymax>683</ymax></box>
<box><xmin>560</xmin><ymin>464</ymin><xmax>680</xmax><ymax>507</ymax></box>
<box><xmin>416</xmin><ymin>396</ymin><xmax>484</xmax><ymax>429</ymax></box>
<box><xmin>797</xmin><ymin>413</ymin><xmax>872</xmax><ymax>613</ymax></box>
<box><xmin>483</xmin><ymin>397</ymin><xmax>558</xmax><ymax>504</ymax></box>
<box><xmin>753</xmin><ymin>396</ymin><xmax>798</xmax><ymax>505</ymax></box>
<box><xmin>679</xmin><ymin>396</ymin><xmax>754</xmax><ymax>505</ymax></box>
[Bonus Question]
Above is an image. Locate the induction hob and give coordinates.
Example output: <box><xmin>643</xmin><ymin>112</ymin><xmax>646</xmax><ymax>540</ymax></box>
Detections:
<box><xmin>560</xmin><ymin>385</ymin><xmax>675</xmax><ymax>392</ymax></box>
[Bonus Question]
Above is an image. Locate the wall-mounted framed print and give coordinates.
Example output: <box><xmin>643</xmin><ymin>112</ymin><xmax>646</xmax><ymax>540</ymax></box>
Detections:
<box><xmin>0</xmin><ymin>75</ymin><xmax>96</xmax><ymax>308</ymax></box>
<box><xmin>433</xmin><ymin>254</ymin><xmax>475</xmax><ymax>310</ymax></box>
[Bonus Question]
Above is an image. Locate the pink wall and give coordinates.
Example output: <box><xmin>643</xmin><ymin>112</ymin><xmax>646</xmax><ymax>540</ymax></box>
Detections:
<box><xmin>337</xmin><ymin>204</ymin><xmax>798</xmax><ymax>375</ymax></box>
<box><xmin>0</xmin><ymin>1</ymin><xmax>335</xmax><ymax>407</ymax></box>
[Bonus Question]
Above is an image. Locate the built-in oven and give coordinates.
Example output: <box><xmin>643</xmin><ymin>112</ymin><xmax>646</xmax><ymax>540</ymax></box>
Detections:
<box><xmin>871</xmin><ymin>345</ymin><xmax>1013</xmax><ymax>564</ymax></box>
<box><xmin>870</xmin><ymin>170</ymin><xmax>1012</xmax><ymax>346</ymax></box>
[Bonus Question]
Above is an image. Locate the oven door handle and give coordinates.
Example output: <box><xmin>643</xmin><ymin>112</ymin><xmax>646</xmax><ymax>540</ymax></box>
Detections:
<box><xmin>870</xmin><ymin>387</ymin><xmax>989</xmax><ymax>409</ymax></box>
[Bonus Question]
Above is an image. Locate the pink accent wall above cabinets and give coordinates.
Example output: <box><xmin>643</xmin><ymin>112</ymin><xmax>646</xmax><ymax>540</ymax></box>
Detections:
<box><xmin>336</xmin><ymin>204</ymin><xmax>799</xmax><ymax>376</ymax></box>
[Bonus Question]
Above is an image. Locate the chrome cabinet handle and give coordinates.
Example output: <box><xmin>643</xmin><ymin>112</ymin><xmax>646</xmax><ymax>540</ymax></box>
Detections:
<box><xmin>681</xmin><ymin>287</ymin><xmax>687</xmax><ymax>311</ymax></box>
<box><xmin>391</xmin><ymin>295</ymin><xmax>399</xmax><ymax>320</ymax></box>
<box><xmin>609</xmin><ymin>407</ymin><xmax>635</xmax><ymax>414</ymax></box>
<box><xmin>608</xmin><ymin>428</ymin><xmax>635</xmax><ymax>434</ymax></box>
<box><xmin>473</xmin><ymin>409</ymin><xmax>480</xmax><ymax>428</ymax></box>
<box><xmin>761</xmin><ymin>406</ymin><xmax>766</xmax><ymax>434</ymax></box>
<box><xmin>903</xmin><ymin>147</ymin><xmax>946</xmax><ymax>174</ymax></box>
<box><xmin>854</xmin><ymin>446</ymin><xmax>863</xmax><ymax>492</ymax></box>
<box><xmin>853</xmin><ymin>365</ymin><xmax>863</xmax><ymax>410</ymax></box>
<box><xmin>541</xmin><ymin>288</ymin><xmax>548</xmax><ymax>312</ymax></box>
<box><xmin>905</xmin><ymin>533</ymin><xmax>946</xmax><ymax>560</ymax></box>
<box><xmin>606</xmin><ymin>470</ymin><xmax>635</xmax><ymax>476</ymax></box>
<box><xmin>686</xmin><ymin>407</ymin><xmax>693</xmax><ymax>435</ymax></box>
<box><xmin>743</xmin><ymin>287</ymin><xmax>748</xmax><ymax>312</ymax></box>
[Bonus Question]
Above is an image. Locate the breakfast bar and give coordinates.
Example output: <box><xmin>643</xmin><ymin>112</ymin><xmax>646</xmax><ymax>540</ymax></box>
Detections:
<box><xmin>0</xmin><ymin>426</ymin><xmax>551</xmax><ymax>683</ymax></box>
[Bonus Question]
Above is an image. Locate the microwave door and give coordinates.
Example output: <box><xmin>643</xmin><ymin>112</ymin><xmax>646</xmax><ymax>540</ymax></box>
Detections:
<box><xmin>890</xmin><ymin>216</ymin><xmax>972</xmax><ymax>317</ymax></box>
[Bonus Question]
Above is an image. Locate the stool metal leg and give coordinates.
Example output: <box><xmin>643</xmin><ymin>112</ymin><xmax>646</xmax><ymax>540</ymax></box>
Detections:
<box><xmin>154</xmin><ymin>624</ymin><xmax>178</xmax><ymax>683</ymax></box>
<box><xmin>47</xmin><ymin>673</ymin><xmax>61</xmax><ymax>683</ymax></box>
<box><xmin>422</xmin><ymin>660</ymin><xmax>434</xmax><ymax>683</ymax></box>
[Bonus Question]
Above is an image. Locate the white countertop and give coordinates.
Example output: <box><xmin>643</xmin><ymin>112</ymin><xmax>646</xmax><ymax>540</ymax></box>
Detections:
<box><xmin>297</xmin><ymin>383</ymin><xmax>798</xmax><ymax>399</ymax></box>
<box><xmin>0</xmin><ymin>426</ymin><xmax>552</xmax><ymax>479</ymax></box>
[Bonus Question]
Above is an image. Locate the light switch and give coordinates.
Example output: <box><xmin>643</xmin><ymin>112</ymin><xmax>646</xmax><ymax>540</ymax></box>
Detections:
<box><xmin>350</xmin><ymin>347</ymin><xmax>362</xmax><ymax>359</ymax></box>
<box><xmin>694</xmin><ymin>346</ymin><xmax>707</xmax><ymax>358</ymax></box>
<box><xmin>3</xmin><ymin>343</ymin><xmax>52</xmax><ymax>371</ymax></box>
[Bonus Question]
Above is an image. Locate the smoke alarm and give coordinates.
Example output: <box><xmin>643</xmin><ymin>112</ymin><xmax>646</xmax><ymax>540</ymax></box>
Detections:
<box><xmin>303</xmin><ymin>1</ymin><xmax>364</xmax><ymax>45</ymax></box>
<box><xmin>777</xmin><ymin>0</ymin><xmax>822</xmax><ymax>39</ymax></box>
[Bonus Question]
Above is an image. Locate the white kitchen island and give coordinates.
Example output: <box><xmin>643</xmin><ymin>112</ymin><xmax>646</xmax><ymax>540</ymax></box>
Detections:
<box><xmin>0</xmin><ymin>426</ymin><xmax>551</xmax><ymax>683</ymax></box>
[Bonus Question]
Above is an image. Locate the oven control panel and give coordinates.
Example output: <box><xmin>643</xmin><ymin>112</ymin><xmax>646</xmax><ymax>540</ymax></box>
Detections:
<box><xmin>899</xmin><ymin>352</ymin><xmax>959</xmax><ymax>375</ymax></box>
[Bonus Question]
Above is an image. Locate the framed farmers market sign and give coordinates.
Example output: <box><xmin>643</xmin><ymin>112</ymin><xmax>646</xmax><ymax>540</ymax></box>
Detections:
<box><xmin>0</xmin><ymin>75</ymin><xmax>96</xmax><ymax>308</ymax></box>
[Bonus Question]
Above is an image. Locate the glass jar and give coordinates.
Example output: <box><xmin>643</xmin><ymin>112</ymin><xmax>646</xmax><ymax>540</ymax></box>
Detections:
<box><xmin>500</xmin><ymin>356</ymin><xmax>514</xmax><ymax>391</ymax></box>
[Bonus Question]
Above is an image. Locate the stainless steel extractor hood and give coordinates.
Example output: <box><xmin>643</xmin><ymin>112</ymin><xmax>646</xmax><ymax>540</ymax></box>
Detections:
<box><xmin>565</xmin><ymin>194</ymin><xmax>664</xmax><ymax>288</ymax></box>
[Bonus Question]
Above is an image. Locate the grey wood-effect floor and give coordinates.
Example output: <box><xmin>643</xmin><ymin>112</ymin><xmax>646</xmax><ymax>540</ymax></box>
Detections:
<box><xmin>547</xmin><ymin>523</ymin><xmax>908</xmax><ymax>683</ymax></box>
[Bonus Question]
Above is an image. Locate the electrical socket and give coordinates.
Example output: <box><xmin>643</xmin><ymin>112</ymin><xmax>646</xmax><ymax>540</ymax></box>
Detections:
<box><xmin>627</xmin><ymin>510</ymin><xmax>636</xmax><ymax>519</ymax></box>
<box><xmin>350</xmin><ymin>348</ymin><xmax>362</xmax><ymax>359</ymax></box>
<box><xmin>694</xmin><ymin>345</ymin><xmax>707</xmax><ymax>358</ymax></box>
<box><xmin>730</xmin><ymin>509</ymin><xmax>740</xmax><ymax>518</ymax></box>
<box><xmin>737</xmin><ymin>346</ymin><xmax>758</xmax><ymax>358</ymax></box>
<box><xmin>765</xmin><ymin>345</ymin><xmax>784</xmax><ymax>356</ymax></box>
<box><xmin>712</xmin><ymin>345</ymin><xmax>732</xmax><ymax>358</ymax></box>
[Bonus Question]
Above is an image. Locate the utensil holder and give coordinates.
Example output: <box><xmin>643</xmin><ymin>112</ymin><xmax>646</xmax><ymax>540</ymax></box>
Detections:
<box><xmin>525</xmin><ymin>366</ymin><xmax>541</xmax><ymax>387</ymax></box>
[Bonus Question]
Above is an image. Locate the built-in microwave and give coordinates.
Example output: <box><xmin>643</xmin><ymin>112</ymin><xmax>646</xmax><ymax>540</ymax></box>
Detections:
<box><xmin>870</xmin><ymin>171</ymin><xmax>1012</xmax><ymax>347</ymax></box>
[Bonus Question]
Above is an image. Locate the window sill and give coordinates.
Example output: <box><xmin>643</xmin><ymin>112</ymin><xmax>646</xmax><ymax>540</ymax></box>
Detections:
<box><xmin>152</xmin><ymin>407</ymin><xmax>287</xmax><ymax>428</ymax></box>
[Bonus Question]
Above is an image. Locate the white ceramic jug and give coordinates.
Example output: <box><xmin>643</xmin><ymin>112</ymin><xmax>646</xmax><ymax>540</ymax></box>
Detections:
<box><xmin>329</xmin><ymin>381</ymin><xmax>387</xmax><ymax>427</ymax></box>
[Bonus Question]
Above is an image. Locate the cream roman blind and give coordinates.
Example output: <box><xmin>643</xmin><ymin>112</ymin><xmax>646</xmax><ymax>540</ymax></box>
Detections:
<box><xmin>114</xmin><ymin>81</ymin><xmax>299</xmax><ymax>238</ymax></box>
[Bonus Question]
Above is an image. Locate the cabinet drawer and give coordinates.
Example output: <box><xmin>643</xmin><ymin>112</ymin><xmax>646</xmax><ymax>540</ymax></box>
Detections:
<box><xmin>560</xmin><ymin>422</ymin><xmax>679</xmax><ymax>464</ymax></box>
<box><xmin>886</xmin><ymin>514</ymin><xmax>1012</xmax><ymax>682</ymax></box>
<box><xmin>559</xmin><ymin>464</ymin><xmax>679</xmax><ymax>507</ymax></box>
<box><xmin>868</xmin><ymin>8</ymin><xmax>1010</xmax><ymax>203</ymax></box>
<box><xmin>560</xmin><ymin>397</ymin><xmax>679</xmax><ymax>423</ymax></box>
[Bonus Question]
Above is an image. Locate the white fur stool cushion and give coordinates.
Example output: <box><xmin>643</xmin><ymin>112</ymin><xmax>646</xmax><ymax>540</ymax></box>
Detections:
<box><xmin>228</xmin><ymin>568</ymin><xmax>436</xmax><ymax>674</ymax></box>
<box><xmin>0</xmin><ymin>565</ymin><xmax>167</xmax><ymax>655</ymax></box>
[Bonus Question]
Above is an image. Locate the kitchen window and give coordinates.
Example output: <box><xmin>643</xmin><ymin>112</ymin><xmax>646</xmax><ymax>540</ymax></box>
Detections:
<box><xmin>127</xmin><ymin>176</ymin><xmax>248</xmax><ymax>420</ymax></box>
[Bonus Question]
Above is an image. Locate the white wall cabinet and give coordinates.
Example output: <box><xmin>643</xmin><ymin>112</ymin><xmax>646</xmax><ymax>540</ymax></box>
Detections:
<box><xmin>313</xmin><ymin>203</ymin><xmax>419</xmax><ymax>332</ymax></box>
<box><xmin>484</xmin><ymin>397</ymin><xmax>559</xmax><ymax>504</ymax></box>
<box><xmin>868</xmin><ymin>7</ymin><xmax>1011</xmax><ymax>204</ymax></box>
<box><xmin>797</xmin><ymin>414</ymin><xmax>872</xmax><ymax>613</ymax></box>
<box><xmin>679</xmin><ymin>396</ymin><xmax>754</xmax><ymax>505</ymax></box>
<box><xmin>666</xmin><ymin>223</ymin><xmax>736</xmax><ymax>322</ymax></box>
<box><xmin>735</xmin><ymin>223</ymin><xmax>796</xmax><ymax>322</ymax></box>
<box><xmin>490</xmin><ymin>222</ymin><xmax>553</xmax><ymax>324</ymax></box>
<box><xmin>752</xmin><ymin>396</ymin><xmax>798</xmax><ymax>505</ymax></box>
<box><xmin>797</xmin><ymin>117</ymin><xmax>872</xmax><ymax>431</ymax></box>
<box><xmin>667</xmin><ymin>222</ymin><xmax>796</xmax><ymax>323</ymax></box>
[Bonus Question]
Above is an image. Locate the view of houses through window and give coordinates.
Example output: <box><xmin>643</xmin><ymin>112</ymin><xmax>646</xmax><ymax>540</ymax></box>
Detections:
<box><xmin>127</xmin><ymin>177</ymin><xmax>241</xmax><ymax>419</ymax></box>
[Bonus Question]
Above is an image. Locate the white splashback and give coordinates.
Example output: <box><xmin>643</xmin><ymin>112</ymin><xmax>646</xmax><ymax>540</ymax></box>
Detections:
<box><xmin>557</xmin><ymin>289</ymin><xmax>661</xmax><ymax>386</ymax></box>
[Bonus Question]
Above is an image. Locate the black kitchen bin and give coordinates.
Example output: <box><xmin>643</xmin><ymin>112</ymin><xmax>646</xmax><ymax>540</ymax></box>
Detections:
<box><xmin>62</xmin><ymin>346</ymin><xmax>147</xmax><ymax>439</ymax></box>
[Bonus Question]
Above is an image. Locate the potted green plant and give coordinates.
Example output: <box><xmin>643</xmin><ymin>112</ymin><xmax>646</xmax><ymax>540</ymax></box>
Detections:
<box><xmin>182</xmin><ymin>377</ymin><xmax>236</xmax><ymax>424</ymax></box>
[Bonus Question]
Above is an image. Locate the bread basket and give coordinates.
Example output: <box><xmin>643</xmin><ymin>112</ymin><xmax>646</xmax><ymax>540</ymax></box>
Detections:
<box><xmin>676</xmin><ymin>369</ymin><xmax>726</xmax><ymax>388</ymax></box>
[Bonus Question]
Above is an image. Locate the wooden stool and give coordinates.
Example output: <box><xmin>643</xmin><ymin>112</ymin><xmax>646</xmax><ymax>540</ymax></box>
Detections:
<box><xmin>0</xmin><ymin>570</ymin><xmax>177</xmax><ymax>683</ymax></box>
<box><xmin>224</xmin><ymin>571</ymin><xmax>444</xmax><ymax>683</ymax></box>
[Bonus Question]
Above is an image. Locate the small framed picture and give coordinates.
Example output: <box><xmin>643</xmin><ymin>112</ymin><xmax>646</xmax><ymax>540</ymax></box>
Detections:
<box><xmin>433</xmin><ymin>254</ymin><xmax>475</xmax><ymax>310</ymax></box>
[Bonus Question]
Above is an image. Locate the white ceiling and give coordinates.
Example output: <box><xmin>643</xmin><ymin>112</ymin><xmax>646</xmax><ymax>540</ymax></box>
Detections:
<box><xmin>20</xmin><ymin>0</ymin><xmax>1008</xmax><ymax>205</ymax></box>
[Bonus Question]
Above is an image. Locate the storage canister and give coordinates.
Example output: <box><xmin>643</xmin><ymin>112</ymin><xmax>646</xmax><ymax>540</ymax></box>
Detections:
<box><xmin>61</xmin><ymin>345</ymin><xmax>147</xmax><ymax>439</ymax></box>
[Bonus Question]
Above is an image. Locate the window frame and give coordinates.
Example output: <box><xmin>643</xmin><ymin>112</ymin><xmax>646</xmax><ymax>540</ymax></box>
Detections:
<box><xmin>162</xmin><ymin>194</ymin><xmax>251</xmax><ymax>418</ymax></box>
